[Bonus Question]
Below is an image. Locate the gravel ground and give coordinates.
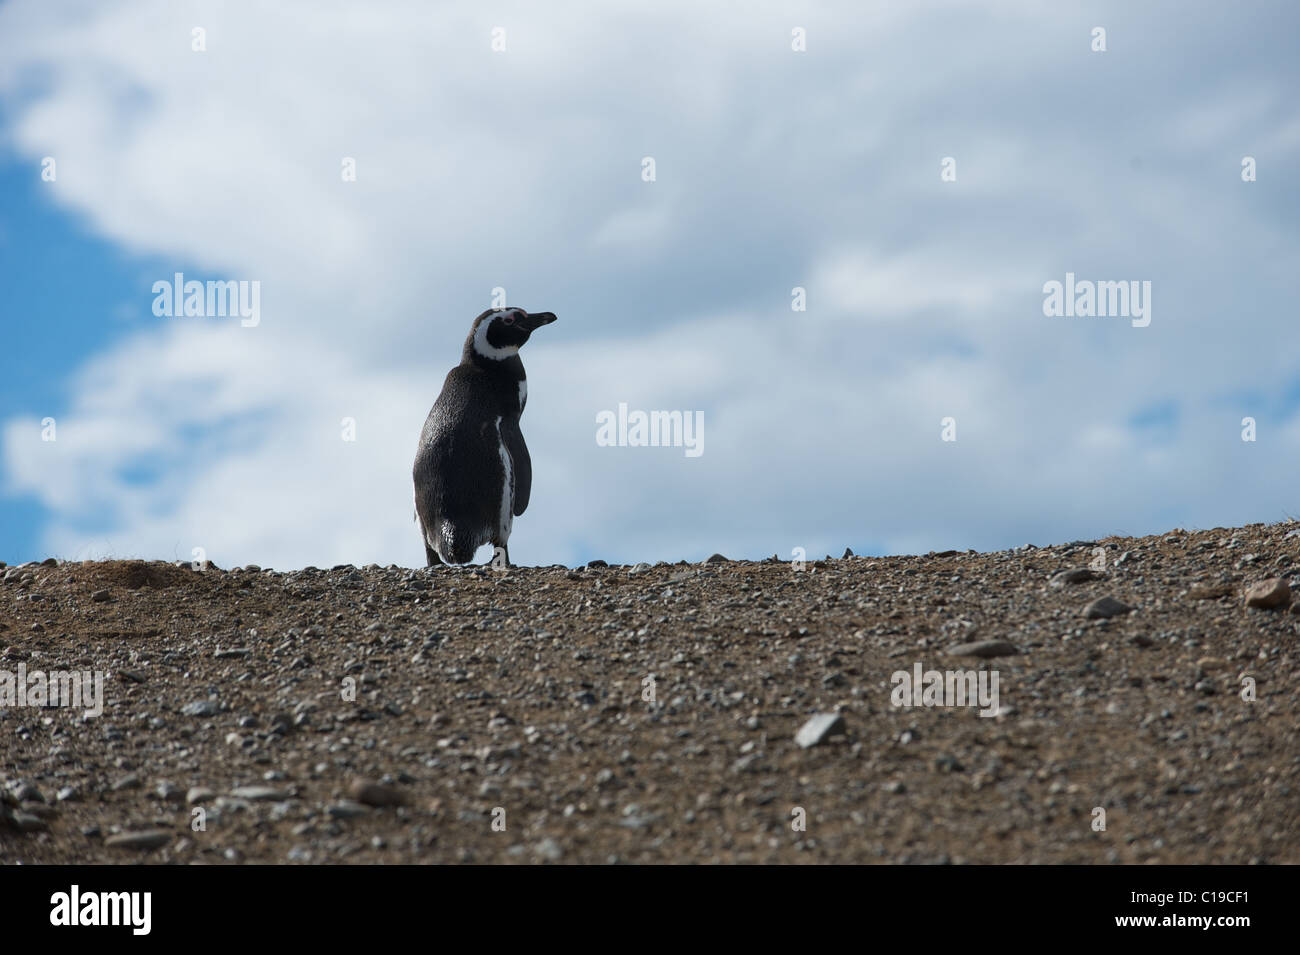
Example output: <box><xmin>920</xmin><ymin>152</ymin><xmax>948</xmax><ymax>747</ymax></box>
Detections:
<box><xmin>2</xmin><ymin>522</ymin><xmax>1298</xmax><ymax>864</ymax></box>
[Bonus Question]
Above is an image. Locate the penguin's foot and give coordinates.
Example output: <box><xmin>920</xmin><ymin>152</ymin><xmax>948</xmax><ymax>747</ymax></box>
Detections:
<box><xmin>424</xmin><ymin>545</ymin><xmax>444</xmax><ymax>568</ymax></box>
<box><xmin>489</xmin><ymin>544</ymin><xmax>510</xmax><ymax>569</ymax></box>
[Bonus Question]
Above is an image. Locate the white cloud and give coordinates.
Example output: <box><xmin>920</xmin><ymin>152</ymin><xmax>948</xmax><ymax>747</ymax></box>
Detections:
<box><xmin>2</xmin><ymin>0</ymin><xmax>1298</xmax><ymax>567</ymax></box>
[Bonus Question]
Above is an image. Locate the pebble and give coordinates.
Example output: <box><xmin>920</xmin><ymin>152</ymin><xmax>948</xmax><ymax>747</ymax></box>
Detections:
<box><xmin>1084</xmin><ymin>596</ymin><xmax>1133</xmax><ymax>619</ymax></box>
<box><xmin>535</xmin><ymin>837</ymin><xmax>564</xmax><ymax>861</ymax></box>
<box><xmin>105</xmin><ymin>830</ymin><xmax>172</xmax><ymax>850</ymax></box>
<box><xmin>12</xmin><ymin>811</ymin><xmax>48</xmax><ymax>832</ymax></box>
<box><xmin>12</xmin><ymin>783</ymin><xmax>43</xmax><ymax>803</ymax></box>
<box><xmin>156</xmin><ymin>781</ymin><xmax>185</xmax><ymax>803</ymax></box>
<box><xmin>1050</xmin><ymin>569</ymin><xmax>1103</xmax><ymax>587</ymax></box>
<box><xmin>327</xmin><ymin>800</ymin><xmax>371</xmax><ymax>819</ymax></box>
<box><xmin>230</xmin><ymin>786</ymin><xmax>291</xmax><ymax>801</ymax></box>
<box><xmin>794</xmin><ymin>712</ymin><xmax>846</xmax><ymax>749</ymax></box>
<box><xmin>704</xmin><ymin>553</ymin><xmax>728</xmax><ymax>563</ymax></box>
<box><xmin>348</xmin><ymin>779</ymin><xmax>407</xmax><ymax>807</ymax></box>
<box><xmin>186</xmin><ymin>787</ymin><xmax>215</xmax><ymax>805</ymax></box>
<box><xmin>629</xmin><ymin>563</ymin><xmax>652</xmax><ymax>575</ymax></box>
<box><xmin>947</xmin><ymin>640</ymin><xmax>1019</xmax><ymax>658</ymax></box>
<box><xmin>268</xmin><ymin>713</ymin><xmax>294</xmax><ymax>734</ymax></box>
<box><xmin>90</xmin><ymin>589</ymin><xmax>111</xmax><ymax>602</ymax></box>
<box><xmin>181</xmin><ymin>700</ymin><xmax>221</xmax><ymax>717</ymax></box>
<box><xmin>1244</xmin><ymin>577</ymin><xmax>1290</xmax><ymax>609</ymax></box>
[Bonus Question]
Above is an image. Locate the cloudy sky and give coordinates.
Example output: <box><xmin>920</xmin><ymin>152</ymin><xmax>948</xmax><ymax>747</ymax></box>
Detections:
<box><xmin>1</xmin><ymin>0</ymin><xmax>1297</xmax><ymax>570</ymax></box>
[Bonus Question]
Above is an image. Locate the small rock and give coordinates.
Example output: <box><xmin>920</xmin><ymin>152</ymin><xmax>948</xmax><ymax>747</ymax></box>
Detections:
<box><xmin>12</xmin><ymin>811</ymin><xmax>48</xmax><ymax>833</ymax></box>
<box><xmin>105</xmin><ymin>830</ymin><xmax>172</xmax><ymax>850</ymax></box>
<box><xmin>585</xmin><ymin>560</ymin><xmax>608</xmax><ymax>569</ymax></box>
<box><xmin>535</xmin><ymin>837</ymin><xmax>564</xmax><ymax>861</ymax></box>
<box><xmin>1050</xmin><ymin>568</ymin><xmax>1103</xmax><ymax>587</ymax></box>
<box><xmin>794</xmin><ymin>712</ymin><xmax>845</xmax><ymax>749</ymax></box>
<box><xmin>947</xmin><ymin>640</ymin><xmax>1019</xmax><ymax>658</ymax></box>
<box><xmin>348</xmin><ymin>779</ymin><xmax>407</xmax><ymax>807</ymax></box>
<box><xmin>1244</xmin><ymin>577</ymin><xmax>1290</xmax><ymax>610</ymax></box>
<box><xmin>214</xmin><ymin>647</ymin><xmax>252</xmax><ymax>659</ymax></box>
<box><xmin>1084</xmin><ymin>596</ymin><xmax>1133</xmax><ymax>619</ymax></box>
<box><xmin>230</xmin><ymin>786</ymin><xmax>291</xmax><ymax>801</ymax></box>
<box><xmin>1188</xmin><ymin>584</ymin><xmax>1234</xmax><ymax>600</ymax></box>
<box><xmin>268</xmin><ymin>713</ymin><xmax>294</xmax><ymax>734</ymax></box>
<box><xmin>704</xmin><ymin>553</ymin><xmax>728</xmax><ymax>563</ymax></box>
<box><xmin>12</xmin><ymin>783</ymin><xmax>43</xmax><ymax>803</ymax></box>
<box><xmin>155</xmin><ymin>781</ymin><xmax>185</xmax><ymax>804</ymax></box>
<box><xmin>181</xmin><ymin>700</ymin><xmax>220</xmax><ymax>717</ymax></box>
<box><xmin>327</xmin><ymin>800</ymin><xmax>371</xmax><ymax>819</ymax></box>
<box><xmin>90</xmin><ymin>589</ymin><xmax>111</xmax><ymax>602</ymax></box>
<box><xmin>56</xmin><ymin>786</ymin><xmax>80</xmax><ymax>802</ymax></box>
<box><xmin>629</xmin><ymin>563</ymin><xmax>651</xmax><ymax>575</ymax></box>
<box><xmin>934</xmin><ymin>754</ymin><xmax>965</xmax><ymax>773</ymax></box>
<box><xmin>110</xmin><ymin>774</ymin><xmax>141</xmax><ymax>791</ymax></box>
<box><xmin>186</xmin><ymin>787</ymin><xmax>215</xmax><ymax>805</ymax></box>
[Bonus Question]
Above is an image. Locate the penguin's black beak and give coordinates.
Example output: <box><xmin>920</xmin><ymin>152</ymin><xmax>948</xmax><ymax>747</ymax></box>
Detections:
<box><xmin>521</xmin><ymin>311</ymin><xmax>557</xmax><ymax>331</ymax></box>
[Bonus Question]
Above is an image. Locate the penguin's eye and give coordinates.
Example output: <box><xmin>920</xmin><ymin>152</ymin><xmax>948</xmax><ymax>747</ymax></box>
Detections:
<box><xmin>501</xmin><ymin>314</ymin><xmax>516</xmax><ymax>326</ymax></box>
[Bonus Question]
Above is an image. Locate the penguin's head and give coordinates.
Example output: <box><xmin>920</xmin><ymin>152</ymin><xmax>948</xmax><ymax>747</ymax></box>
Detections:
<box><xmin>469</xmin><ymin>307</ymin><xmax>558</xmax><ymax>360</ymax></box>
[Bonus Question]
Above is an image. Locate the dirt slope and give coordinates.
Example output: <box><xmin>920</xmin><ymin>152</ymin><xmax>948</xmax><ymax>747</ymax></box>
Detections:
<box><xmin>2</xmin><ymin>522</ymin><xmax>1298</xmax><ymax>864</ymax></box>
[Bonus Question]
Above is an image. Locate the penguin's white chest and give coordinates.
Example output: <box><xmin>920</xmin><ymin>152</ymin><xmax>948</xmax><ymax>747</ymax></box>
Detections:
<box><xmin>494</xmin><ymin>416</ymin><xmax>514</xmax><ymax>539</ymax></box>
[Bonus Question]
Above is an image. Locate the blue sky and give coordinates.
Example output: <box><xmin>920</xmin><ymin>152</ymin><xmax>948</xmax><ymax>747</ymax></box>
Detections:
<box><xmin>1</xmin><ymin>0</ymin><xmax>1298</xmax><ymax>569</ymax></box>
<box><xmin>0</xmin><ymin>156</ymin><xmax>138</xmax><ymax>558</ymax></box>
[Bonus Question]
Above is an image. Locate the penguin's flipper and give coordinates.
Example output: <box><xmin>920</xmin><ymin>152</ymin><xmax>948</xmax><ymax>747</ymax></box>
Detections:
<box><xmin>501</xmin><ymin>417</ymin><xmax>533</xmax><ymax>516</ymax></box>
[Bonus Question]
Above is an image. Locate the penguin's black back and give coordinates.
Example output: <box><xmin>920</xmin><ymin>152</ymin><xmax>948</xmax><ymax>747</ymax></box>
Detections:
<box><xmin>413</xmin><ymin>359</ymin><xmax>529</xmax><ymax>563</ymax></box>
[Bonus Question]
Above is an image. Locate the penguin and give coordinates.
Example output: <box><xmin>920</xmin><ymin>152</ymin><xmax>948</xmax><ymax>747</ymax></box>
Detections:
<box><xmin>413</xmin><ymin>307</ymin><xmax>558</xmax><ymax>567</ymax></box>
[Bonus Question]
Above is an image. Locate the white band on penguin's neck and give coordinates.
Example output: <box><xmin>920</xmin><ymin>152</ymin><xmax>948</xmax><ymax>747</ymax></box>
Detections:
<box><xmin>473</xmin><ymin>319</ymin><xmax>519</xmax><ymax>360</ymax></box>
